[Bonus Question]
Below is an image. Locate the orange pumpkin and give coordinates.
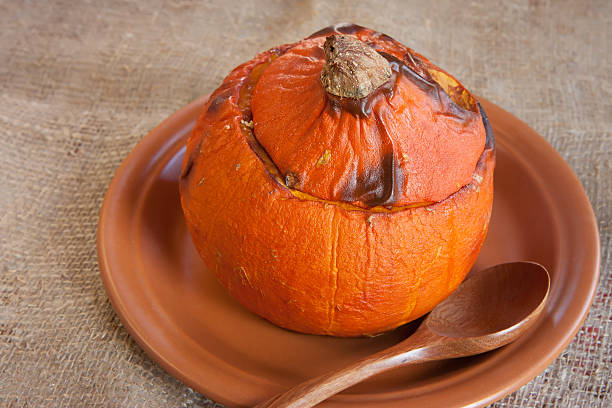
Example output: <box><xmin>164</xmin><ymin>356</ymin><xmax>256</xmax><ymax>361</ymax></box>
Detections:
<box><xmin>180</xmin><ymin>23</ymin><xmax>495</xmax><ymax>337</ymax></box>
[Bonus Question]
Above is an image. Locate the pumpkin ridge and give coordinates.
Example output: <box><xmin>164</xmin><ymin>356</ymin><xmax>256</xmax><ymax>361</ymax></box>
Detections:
<box><xmin>180</xmin><ymin>23</ymin><xmax>497</xmax><ymax>336</ymax></box>
<box><xmin>327</xmin><ymin>209</ymin><xmax>340</xmax><ymax>333</ymax></box>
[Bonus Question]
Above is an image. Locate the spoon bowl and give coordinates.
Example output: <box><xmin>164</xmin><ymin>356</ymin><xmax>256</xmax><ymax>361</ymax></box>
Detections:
<box><xmin>257</xmin><ymin>261</ymin><xmax>550</xmax><ymax>408</ymax></box>
<box><xmin>428</xmin><ymin>261</ymin><xmax>549</xmax><ymax>338</ymax></box>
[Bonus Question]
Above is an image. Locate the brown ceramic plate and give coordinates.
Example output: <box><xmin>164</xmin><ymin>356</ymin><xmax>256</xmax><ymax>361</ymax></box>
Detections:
<box><xmin>97</xmin><ymin>95</ymin><xmax>600</xmax><ymax>407</ymax></box>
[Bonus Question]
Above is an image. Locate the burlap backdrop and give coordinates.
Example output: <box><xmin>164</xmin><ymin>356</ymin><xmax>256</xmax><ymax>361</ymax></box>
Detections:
<box><xmin>1</xmin><ymin>1</ymin><xmax>610</xmax><ymax>407</ymax></box>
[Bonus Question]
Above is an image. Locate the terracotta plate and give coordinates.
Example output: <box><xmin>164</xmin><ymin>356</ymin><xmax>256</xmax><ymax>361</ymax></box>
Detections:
<box><xmin>97</xmin><ymin>95</ymin><xmax>600</xmax><ymax>407</ymax></box>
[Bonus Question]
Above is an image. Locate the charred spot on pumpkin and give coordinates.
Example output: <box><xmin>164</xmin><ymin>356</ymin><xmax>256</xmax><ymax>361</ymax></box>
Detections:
<box><xmin>307</xmin><ymin>22</ymin><xmax>367</xmax><ymax>39</ymax></box>
<box><xmin>403</xmin><ymin>50</ymin><xmax>476</xmax><ymax>113</ymax></box>
<box><xmin>284</xmin><ymin>172</ymin><xmax>300</xmax><ymax>189</ymax></box>
<box><xmin>381</xmin><ymin>52</ymin><xmax>480</xmax><ymax>122</ymax></box>
<box><xmin>326</xmin><ymin>51</ymin><xmax>477</xmax><ymax>122</ymax></box>
<box><xmin>180</xmin><ymin>157</ymin><xmax>194</xmax><ymax>181</ymax></box>
<box><xmin>478</xmin><ymin>101</ymin><xmax>495</xmax><ymax>151</ymax></box>
<box><xmin>180</xmin><ymin>140</ymin><xmax>202</xmax><ymax>182</ymax></box>
<box><xmin>234</xmin><ymin>56</ymin><xmax>289</xmax><ymax>185</ymax></box>
<box><xmin>401</xmin><ymin>52</ymin><xmax>433</xmax><ymax>84</ymax></box>
<box><xmin>376</xmin><ymin>33</ymin><xmax>396</xmax><ymax>43</ymax></box>
<box><xmin>207</xmin><ymin>90</ymin><xmax>231</xmax><ymax>115</ymax></box>
<box><xmin>474</xmin><ymin>102</ymin><xmax>496</xmax><ymax>174</ymax></box>
<box><xmin>341</xmin><ymin>153</ymin><xmax>404</xmax><ymax>207</ymax></box>
<box><xmin>335</xmin><ymin>23</ymin><xmax>365</xmax><ymax>35</ymax></box>
<box><xmin>391</xmin><ymin>51</ymin><xmax>479</xmax><ymax>114</ymax></box>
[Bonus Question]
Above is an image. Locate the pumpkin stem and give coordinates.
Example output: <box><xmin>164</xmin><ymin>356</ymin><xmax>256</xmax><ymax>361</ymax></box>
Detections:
<box><xmin>320</xmin><ymin>35</ymin><xmax>392</xmax><ymax>99</ymax></box>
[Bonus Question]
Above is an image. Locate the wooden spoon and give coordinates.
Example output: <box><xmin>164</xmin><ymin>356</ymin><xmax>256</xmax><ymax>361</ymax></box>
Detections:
<box><xmin>256</xmin><ymin>261</ymin><xmax>550</xmax><ymax>408</ymax></box>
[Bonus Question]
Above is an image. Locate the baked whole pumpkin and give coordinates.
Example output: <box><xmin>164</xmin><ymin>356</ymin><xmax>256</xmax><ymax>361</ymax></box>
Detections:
<box><xmin>180</xmin><ymin>23</ymin><xmax>495</xmax><ymax>337</ymax></box>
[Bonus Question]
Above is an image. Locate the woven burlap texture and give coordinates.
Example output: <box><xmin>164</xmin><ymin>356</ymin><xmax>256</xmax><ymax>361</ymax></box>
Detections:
<box><xmin>1</xmin><ymin>0</ymin><xmax>610</xmax><ymax>407</ymax></box>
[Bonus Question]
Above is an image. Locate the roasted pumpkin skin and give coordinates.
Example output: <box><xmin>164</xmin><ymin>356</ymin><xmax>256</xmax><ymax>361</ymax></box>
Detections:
<box><xmin>180</xmin><ymin>24</ymin><xmax>495</xmax><ymax>337</ymax></box>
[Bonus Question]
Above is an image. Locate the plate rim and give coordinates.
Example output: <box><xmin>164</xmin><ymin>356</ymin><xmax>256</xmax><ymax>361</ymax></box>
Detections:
<box><xmin>97</xmin><ymin>95</ymin><xmax>600</xmax><ymax>407</ymax></box>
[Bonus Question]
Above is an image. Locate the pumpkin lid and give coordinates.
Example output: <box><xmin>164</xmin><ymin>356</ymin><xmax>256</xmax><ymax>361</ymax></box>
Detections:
<box><xmin>249</xmin><ymin>24</ymin><xmax>485</xmax><ymax>208</ymax></box>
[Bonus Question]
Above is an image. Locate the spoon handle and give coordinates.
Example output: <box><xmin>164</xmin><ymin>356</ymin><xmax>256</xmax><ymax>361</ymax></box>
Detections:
<box><xmin>255</xmin><ymin>331</ymin><xmax>438</xmax><ymax>408</ymax></box>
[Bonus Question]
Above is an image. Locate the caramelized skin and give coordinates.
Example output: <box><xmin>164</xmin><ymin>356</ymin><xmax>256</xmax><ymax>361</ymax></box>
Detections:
<box><xmin>252</xmin><ymin>37</ymin><xmax>485</xmax><ymax>207</ymax></box>
<box><xmin>180</xmin><ymin>24</ymin><xmax>496</xmax><ymax>336</ymax></box>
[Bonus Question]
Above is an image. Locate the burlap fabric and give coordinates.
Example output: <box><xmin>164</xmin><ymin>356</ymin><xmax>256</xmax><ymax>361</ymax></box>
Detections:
<box><xmin>1</xmin><ymin>1</ymin><xmax>610</xmax><ymax>406</ymax></box>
